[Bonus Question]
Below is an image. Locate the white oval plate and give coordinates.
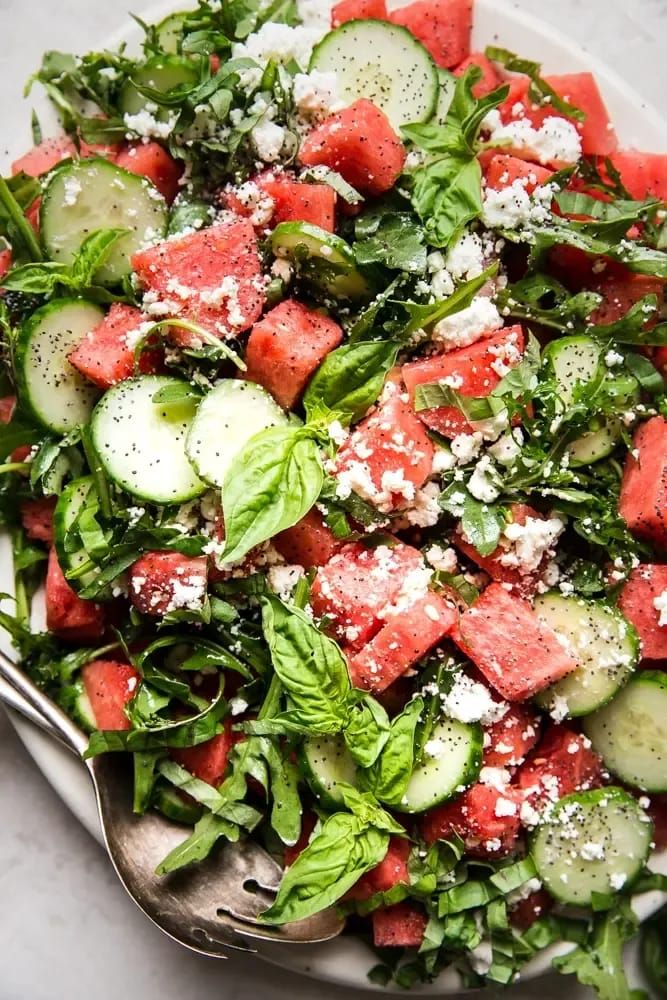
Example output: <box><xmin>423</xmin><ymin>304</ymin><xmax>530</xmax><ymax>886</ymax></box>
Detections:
<box><xmin>3</xmin><ymin>0</ymin><xmax>666</xmax><ymax>992</ymax></box>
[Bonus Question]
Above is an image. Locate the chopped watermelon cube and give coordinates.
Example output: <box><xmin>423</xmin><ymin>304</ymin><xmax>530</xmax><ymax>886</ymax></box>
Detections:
<box><xmin>390</xmin><ymin>0</ymin><xmax>472</xmax><ymax>69</ymax></box>
<box><xmin>0</xmin><ymin>247</ymin><xmax>11</xmax><ymax>279</ymax></box>
<box><xmin>20</xmin><ymin>497</ymin><xmax>56</xmax><ymax>544</ymax></box>
<box><xmin>454</xmin><ymin>503</ymin><xmax>554</xmax><ymax>599</ymax></box>
<box><xmin>299</xmin><ymin>99</ymin><xmax>406</xmax><ymax>196</ymax></box>
<box><xmin>454</xmin><ymin>52</ymin><xmax>501</xmax><ymax>97</ymax></box>
<box><xmin>422</xmin><ymin>783</ymin><xmax>522</xmax><ymax>857</ymax></box>
<box><xmin>483</xmin><ymin>703</ymin><xmax>541</xmax><ymax>769</ymax></box>
<box><xmin>310</xmin><ymin>539</ymin><xmax>425</xmax><ymax>649</ymax></box>
<box><xmin>0</xmin><ymin>395</ymin><xmax>15</xmax><ymax>424</ymax></box>
<box><xmin>347</xmin><ymin>836</ymin><xmax>410</xmax><ymax>900</ymax></box>
<box><xmin>484</xmin><ymin>153</ymin><xmax>553</xmax><ymax>193</ymax></box>
<box><xmin>588</xmin><ymin>273</ymin><xmax>665</xmax><ymax>326</ymax></box>
<box><xmin>402</xmin><ymin>326</ymin><xmax>525</xmax><ymax>438</ymax></box>
<box><xmin>273</xmin><ymin>508</ymin><xmax>342</xmax><ymax>568</ymax></box>
<box><xmin>11</xmin><ymin>134</ymin><xmax>119</xmax><ymax>176</ymax></box>
<box><xmin>647</xmin><ymin>794</ymin><xmax>667</xmax><ymax>850</ymax></box>
<box><xmin>264</xmin><ymin>176</ymin><xmax>336</xmax><ymax>232</ymax></box>
<box><xmin>348</xmin><ymin>593</ymin><xmax>456</xmax><ymax>692</ymax></box>
<box><xmin>115</xmin><ymin>141</ymin><xmax>182</xmax><ymax>204</ymax></box>
<box><xmin>131</xmin><ymin>219</ymin><xmax>265</xmax><ymax>341</ymax></box>
<box><xmin>515</xmin><ymin>726</ymin><xmax>604</xmax><ymax>812</ymax></box>
<box><xmin>455</xmin><ymin>582</ymin><xmax>577</xmax><ymax>701</ymax></box>
<box><xmin>82</xmin><ymin>660</ymin><xmax>141</xmax><ymax>731</ymax></box>
<box><xmin>171</xmin><ymin>719</ymin><xmax>233</xmax><ymax>787</ymax></box>
<box><xmin>332</xmin><ymin>0</ymin><xmax>387</xmax><ymax>25</ymax></box>
<box><xmin>333</xmin><ymin>389</ymin><xmax>435</xmax><ymax>511</ymax></box>
<box><xmin>68</xmin><ymin>303</ymin><xmax>160</xmax><ymax>389</ymax></box>
<box><xmin>244</xmin><ymin>299</ymin><xmax>343</xmax><ymax>410</ymax></box>
<box><xmin>618</xmin><ymin>564</ymin><xmax>667</xmax><ymax>661</ymax></box>
<box><xmin>129</xmin><ymin>551</ymin><xmax>208</xmax><ymax>616</ymax></box>
<box><xmin>46</xmin><ymin>547</ymin><xmax>105</xmax><ymax>641</ymax></box>
<box><xmin>619</xmin><ymin>416</ymin><xmax>667</xmax><ymax>548</ymax></box>
<box><xmin>605</xmin><ymin>151</ymin><xmax>667</xmax><ymax>201</ymax></box>
<box><xmin>372</xmin><ymin>902</ymin><xmax>428</xmax><ymax>948</ymax></box>
<box><xmin>510</xmin><ymin>889</ymin><xmax>553</xmax><ymax>930</ymax></box>
<box><xmin>543</xmin><ymin>73</ymin><xmax>617</xmax><ymax>156</ymax></box>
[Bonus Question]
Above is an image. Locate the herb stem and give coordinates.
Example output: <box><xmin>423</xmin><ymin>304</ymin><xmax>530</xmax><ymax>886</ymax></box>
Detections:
<box><xmin>0</xmin><ymin>176</ymin><xmax>43</xmax><ymax>262</ymax></box>
<box><xmin>258</xmin><ymin>673</ymin><xmax>282</xmax><ymax>721</ymax></box>
<box><xmin>0</xmin><ymin>461</ymin><xmax>30</xmax><ymax>474</ymax></box>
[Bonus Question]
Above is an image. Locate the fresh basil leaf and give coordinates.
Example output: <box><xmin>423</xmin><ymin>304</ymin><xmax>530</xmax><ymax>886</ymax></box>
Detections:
<box><xmin>0</xmin><ymin>174</ymin><xmax>42</xmax><ymax>263</ymax></box>
<box><xmin>221</xmin><ymin>425</ymin><xmax>323</xmax><ymax>564</ymax></box>
<box><xmin>1</xmin><ymin>261</ymin><xmax>70</xmax><ymax>293</ymax></box>
<box><xmin>484</xmin><ymin>46</ymin><xmax>585</xmax><ymax>122</ymax></box>
<box><xmin>69</xmin><ymin>228</ymin><xmax>130</xmax><ymax>287</ymax></box>
<box><xmin>157</xmin><ymin>760</ymin><xmax>262</xmax><ymax>829</ymax></box>
<box><xmin>590</xmin><ymin>295</ymin><xmax>667</xmax><ymax>346</ymax></box>
<box><xmin>303</xmin><ymin>340</ymin><xmax>399</xmax><ymax>426</ymax></box>
<box><xmin>261</xmin><ymin>596</ymin><xmax>350</xmax><ymax>733</ymax></box>
<box><xmin>152</xmin><ymin>381</ymin><xmax>204</xmax><ymax>405</ymax></box>
<box><xmin>343</xmin><ymin>695</ymin><xmax>390</xmax><ymax>768</ymax></box>
<box><xmin>2</xmin><ymin>227</ymin><xmax>128</xmax><ymax>293</ymax></box>
<box><xmin>338</xmin><ymin>784</ymin><xmax>406</xmax><ymax>835</ymax></box>
<box><xmin>364</xmin><ymin>697</ymin><xmax>424</xmax><ymax>805</ymax></box>
<box><xmin>415</xmin><ymin>382</ymin><xmax>505</xmax><ymax>420</ymax></box>
<box><xmin>623</xmin><ymin>351</ymin><xmax>664</xmax><ymax>394</ymax></box>
<box><xmin>460</xmin><ymin>495</ymin><xmax>504</xmax><ymax>557</ymax></box>
<box><xmin>261</xmin><ymin>811</ymin><xmax>390</xmax><ymax>924</ymax></box>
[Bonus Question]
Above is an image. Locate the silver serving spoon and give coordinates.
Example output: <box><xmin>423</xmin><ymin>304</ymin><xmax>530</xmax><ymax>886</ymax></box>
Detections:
<box><xmin>0</xmin><ymin>650</ymin><xmax>344</xmax><ymax>955</ymax></box>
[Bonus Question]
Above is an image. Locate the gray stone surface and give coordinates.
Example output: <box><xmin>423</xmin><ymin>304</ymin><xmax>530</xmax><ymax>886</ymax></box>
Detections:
<box><xmin>0</xmin><ymin>1</ymin><xmax>665</xmax><ymax>997</ymax></box>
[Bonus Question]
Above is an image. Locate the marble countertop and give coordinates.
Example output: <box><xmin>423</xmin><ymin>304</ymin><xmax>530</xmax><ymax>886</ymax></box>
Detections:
<box><xmin>0</xmin><ymin>1</ymin><xmax>665</xmax><ymax>998</ymax></box>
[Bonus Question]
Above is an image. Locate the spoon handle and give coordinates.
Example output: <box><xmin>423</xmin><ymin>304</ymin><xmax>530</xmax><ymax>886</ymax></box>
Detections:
<box><xmin>0</xmin><ymin>648</ymin><xmax>88</xmax><ymax>756</ymax></box>
<box><xmin>0</xmin><ymin>674</ymin><xmax>77</xmax><ymax>753</ymax></box>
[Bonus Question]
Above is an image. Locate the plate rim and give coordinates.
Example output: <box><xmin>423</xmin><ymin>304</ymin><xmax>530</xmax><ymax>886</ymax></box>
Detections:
<box><xmin>4</xmin><ymin>0</ymin><xmax>667</xmax><ymax>991</ymax></box>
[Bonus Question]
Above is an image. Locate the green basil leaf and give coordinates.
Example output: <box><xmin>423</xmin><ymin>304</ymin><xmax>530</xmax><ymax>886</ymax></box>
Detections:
<box><xmin>69</xmin><ymin>228</ymin><xmax>130</xmax><ymax>287</ymax></box>
<box><xmin>343</xmin><ymin>695</ymin><xmax>390</xmax><ymax>768</ymax></box>
<box><xmin>496</xmin><ymin>274</ymin><xmax>601</xmax><ymax>332</ymax></box>
<box><xmin>1</xmin><ymin>261</ymin><xmax>71</xmax><ymax>293</ymax></box>
<box><xmin>590</xmin><ymin>296</ymin><xmax>667</xmax><ymax>345</ymax></box>
<box><xmin>623</xmin><ymin>351</ymin><xmax>664</xmax><ymax>394</ymax></box>
<box><xmin>460</xmin><ymin>495</ymin><xmax>504</xmax><ymax>557</ymax></box>
<box><xmin>410</xmin><ymin>154</ymin><xmax>482</xmax><ymax>248</ymax></box>
<box><xmin>364</xmin><ymin>697</ymin><xmax>424</xmax><ymax>805</ymax></box>
<box><xmin>338</xmin><ymin>784</ymin><xmax>406</xmax><ymax>834</ymax></box>
<box><xmin>261</xmin><ymin>811</ymin><xmax>390</xmax><ymax>924</ymax></box>
<box><xmin>157</xmin><ymin>759</ymin><xmax>262</xmax><ymax>829</ymax></box>
<box><xmin>303</xmin><ymin>340</ymin><xmax>399</xmax><ymax>425</ymax></box>
<box><xmin>641</xmin><ymin>906</ymin><xmax>667</xmax><ymax>998</ymax></box>
<box><xmin>261</xmin><ymin>596</ymin><xmax>350</xmax><ymax>733</ymax></box>
<box><xmin>221</xmin><ymin>425</ymin><xmax>323</xmax><ymax>564</ymax></box>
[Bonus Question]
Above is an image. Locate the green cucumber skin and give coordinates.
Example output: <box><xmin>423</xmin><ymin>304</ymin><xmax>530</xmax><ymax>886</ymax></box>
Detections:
<box><xmin>399</xmin><ymin>721</ymin><xmax>483</xmax><ymax>815</ymax></box>
<box><xmin>299</xmin><ymin>735</ymin><xmax>357</xmax><ymax>809</ymax></box>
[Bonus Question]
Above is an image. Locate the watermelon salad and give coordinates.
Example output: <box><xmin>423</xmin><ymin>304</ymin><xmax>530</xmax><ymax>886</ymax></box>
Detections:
<box><xmin>0</xmin><ymin>0</ymin><xmax>666</xmax><ymax>992</ymax></box>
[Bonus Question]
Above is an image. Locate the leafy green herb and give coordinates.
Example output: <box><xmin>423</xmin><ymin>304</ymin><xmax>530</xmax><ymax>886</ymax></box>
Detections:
<box><xmin>2</xmin><ymin>228</ymin><xmax>129</xmax><ymax>294</ymax></box>
<box><xmin>354</xmin><ymin>210</ymin><xmax>427</xmax><ymax>273</ymax></box>
<box><xmin>221</xmin><ymin>425</ymin><xmax>323</xmax><ymax>564</ymax></box>
<box><xmin>303</xmin><ymin>340</ymin><xmax>399</xmax><ymax>425</ymax></box>
<box><xmin>640</xmin><ymin>904</ymin><xmax>667</xmax><ymax>998</ymax></box>
<box><xmin>364</xmin><ymin>697</ymin><xmax>423</xmax><ymax>805</ymax></box>
<box><xmin>484</xmin><ymin>46</ymin><xmax>585</xmax><ymax>122</ymax></box>
<box><xmin>0</xmin><ymin>174</ymin><xmax>42</xmax><ymax>263</ymax></box>
<box><xmin>553</xmin><ymin>899</ymin><xmax>641</xmax><ymax>1000</ymax></box>
<box><xmin>343</xmin><ymin>695</ymin><xmax>391</xmax><ymax>768</ymax></box>
<box><xmin>496</xmin><ymin>274</ymin><xmax>601</xmax><ymax>333</ymax></box>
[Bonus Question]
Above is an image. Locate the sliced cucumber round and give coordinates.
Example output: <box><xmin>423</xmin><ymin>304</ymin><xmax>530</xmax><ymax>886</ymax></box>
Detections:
<box><xmin>399</xmin><ymin>718</ymin><xmax>482</xmax><ymax>814</ymax></box>
<box><xmin>567</xmin><ymin>418</ymin><xmax>622</xmax><ymax>466</ymax></box>
<box><xmin>310</xmin><ymin>20</ymin><xmax>438</xmax><ymax>130</ymax></box>
<box><xmin>41</xmin><ymin>159</ymin><xmax>168</xmax><ymax>285</ymax></box>
<box><xmin>16</xmin><ymin>299</ymin><xmax>103</xmax><ymax>432</ymax></box>
<box><xmin>301</xmin><ymin>734</ymin><xmax>358</xmax><ymax>808</ymax></box>
<box><xmin>120</xmin><ymin>54</ymin><xmax>200</xmax><ymax>118</ymax></box>
<box><xmin>155</xmin><ymin>12</ymin><xmax>189</xmax><ymax>54</ymax></box>
<box><xmin>153</xmin><ymin>783</ymin><xmax>203</xmax><ymax>824</ymax></box>
<box><xmin>544</xmin><ymin>335</ymin><xmax>602</xmax><ymax>410</ymax></box>
<box><xmin>584</xmin><ymin>671</ymin><xmax>667</xmax><ymax>792</ymax></box>
<box><xmin>534</xmin><ymin>593</ymin><xmax>638</xmax><ymax>718</ymax></box>
<box><xmin>91</xmin><ymin>376</ymin><xmax>205</xmax><ymax>503</ymax></box>
<box><xmin>186</xmin><ymin>380</ymin><xmax>287</xmax><ymax>488</ymax></box>
<box><xmin>68</xmin><ymin>677</ymin><xmax>97</xmax><ymax>732</ymax></box>
<box><xmin>531</xmin><ymin>787</ymin><xmax>653</xmax><ymax>906</ymax></box>
<box><xmin>270</xmin><ymin>221</ymin><xmax>370</xmax><ymax>300</ymax></box>
<box><xmin>53</xmin><ymin>476</ymin><xmax>99</xmax><ymax>592</ymax></box>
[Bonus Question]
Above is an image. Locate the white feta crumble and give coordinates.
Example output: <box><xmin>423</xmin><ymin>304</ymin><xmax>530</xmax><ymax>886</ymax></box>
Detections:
<box><xmin>499</xmin><ymin>515</ymin><xmax>565</xmax><ymax>573</ymax></box>
<box><xmin>446</xmin><ymin>231</ymin><xmax>486</xmax><ymax>280</ymax></box>
<box><xmin>293</xmin><ymin>70</ymin><xmax>342</xmax><ymax>116</ymax></box>
<box><xmin>425</xmin><ymin>544</ymin><xmax>458</xmax><ymax>574</ymax></box>
<box><xmin>482</xmin><ymin>177</ymin><xmax>556</xmax><ymax>230</ymax></box>
<box><xmin>232</xmin><ymin>22</ymin><xmax>321</xmax><ymax>79</ymax></box>
<box><xmin>232</xmin><ymin>180</ymin><xmax>275</xmax><ymax>226</ymax></box>
<box><xmin>488</xmin><ymin>428</ymin><xmax>523</xmax><ymax>465</ymax></box>
<box><xmin>267</xmin><ymin>564</ymin><xmax>304</xmax><ymax>601</ymax></box>
<box><xmin>468</xmin><ymin>455</ymin><xmax>501</xmax><ymax>503</ymax></box>
<box><xmin>406</xmin><ymin>481</ymin><xmax>441</xmax><ymax>527</ymax></box>
<box><xmin>62</xmin><ymin>175</ymin><xmax>82</xmax><ymax>207</ymax></box>
<box><xmin>604</xmin><ymin>349</ymin><xmax>624</xmax><ymax>368</ymax></box>
<box><xmin>483</xmin><ymin>108</ymin><xmax>582</xmax><ymax>166</ymax></box>
<box><xmin>230</xmin><ymin>696</ymin><xmax>249</xmax><ymax>717</ymax></box>
<box><xmin>271</xmin><ymin>257</ymin><xmax>293</xmax><ymax>283</ymax></box>
<box><xmin>494</xmin><ymin>796</ymin><xmax>518</xmax><ymax>818</ymax></box>
<box><xmin>432</xmin><ymin>296</ymin><xmax>503</xmax><ymax>350</ymax></box>
<box><xmin>653</xmin><ymin>589</ymin><xmax>667</xmax><ymax>626</ymax></box>
<box><xmin>451</xmin><ymin>432</ymin><xmax>483</xmax><ymax>464</ymax></box>
<box><xmin>441</xmin><ymin>673</ymin><xmax>508</xmax><ymax>725</ymax></box>
<box><xmin>479</xmin><ymin>766</ymin><xmax>512</xmax><ymax>791</ymax></box>
<box><xmin>469</xmin><ymin>940</ymin><xmax>493</xmax><ymax>976</ymax></box>
<box><xmin>426</xmin><ymin>251</ymin><xmax>455</xmax><ymax>300</ymax></box>
<box><xmin>549</xmin><ymin>694</ymin><xmax>570</xmax><ymax>722</ymax></box>
<box><xmin>296</xmin><ymin>0</ymin><xmax>334</xmax><ymax>31</ymax></box>
<box><xmin>609</xmin><ymin>872</ymin><xmax>627</xmax><ymax>891</ymax></box>
<box><xmin>580</xmin><ymin>841</ymin><xmax>605</xmax><ymax>862</ymax></box>
<box><xmin>251</xmin><ymin>118</ymin><xmax>286</xmax><ymax>162</ymax></box>
<box><xmin>124</xmin><ymin>103</ymin><xmax>178</xmax><ymax>140</ymax></box>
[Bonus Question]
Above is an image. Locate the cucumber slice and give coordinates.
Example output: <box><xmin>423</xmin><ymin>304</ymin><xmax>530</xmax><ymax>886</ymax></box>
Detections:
<box><xmin>153</xmin><ymin>783</ymin><xmax>203</xmax><ymax>824</ymax></box>
<box><xmin>53</xmin><ymin>476</ymin><xmax>99</xmax><ymax>592</ymax></box>
<box><xmin>120</xmin><ymin>55</ymin><xmax>200</xmax><ymax>118</ymax></box>
<box><xmin>544</xmin><ymin>335</ymin><xmax>602</xmax><ymax>409</ymax></box>
<box><xmin>155</xmin><ymin>12</ymin><xmax>189</xmax><ymax>54</ymax></box>
<box><xmin>301</xmin><ymin>734</ymin><xmax>358</xmax><ymax>808</ymax></box>
<box><xmin>69</xmin><ymin>677</ymin><xmax>97</xmax><ymax>732</ymax></box>
<box><xmin>91</xmin><ymin>376</ymin><xmax>206</xmax><ymax>503</ymax></box>
<box><xmin>584</xmin><ymin>670</ymin><xmax>667</xmax><ymax>792</ymax></box>
<box><xmin>531</xmin><ymin>787</ymin><xmax>653</xmax><ymax>906</ymax></box>
<box><xmin>534</xmin><ymin>594</ymin><xmax>638</xmax><ymax>718</ymax></box>
<box><xmin>399</xmin><ymin>718</ymin><xmax>482</xmax><ymax>814</ymax></box>
<box><xmin>567</xmin><ymin>418</ymin><xmax>621</xmax><ymax>466</ymax></box>
<box><xmin>186</xmin><ymin>380</ymin><xmax>288</xmax><ymax>488</ymax></box>
<box><xmin>270</xmin><ymin>221</ymin><xmax>370</xmax><ymax>300</ymax></box>
<box><xmin>41</xmin><ymin>159</ymin><xmax>168</xmax><ymax>285</ymax></box>
<box><xmin>310</xmin><ymin>20</ymin><xmax>438</xmax><ymax>130</ymax></box>
<box><xmin>16</xmin><ymin>299</ymin><xmax>103</xmax><ymax>433</ymax></box>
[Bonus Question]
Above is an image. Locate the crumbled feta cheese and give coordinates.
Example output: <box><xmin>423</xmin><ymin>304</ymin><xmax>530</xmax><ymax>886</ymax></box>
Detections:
<box><xmin>468</xmin><ymin>455</ymin><xmax>500</xmax><ymax>503</ymax></box>
<box><xmin>499</xmin><ymin>515</ymin><xmax>565</xmax><ymax>573</ymax></box>
<box><xmin>431</xmin><ymin>446</ymin><xmax>456</xmax><ymax>474</ymax></box>
<box><xmin>432</xmin><ymin>296</ymin><xmax>503</xmax><ymax>350</ymax></box>
<box><xmin>425</xmin><ymin>544</ymin><xmax>458</xmax><ymax>574</ymax></box>
<box><xmin>479</xmin><ymin>766</ymin><xmax>512</xmax><ymax>791</ymax></box>
<box><xmin>230</xmin><ymin>696</ymin><xmax>249</xmax><ymax>717</ymax></box>
<box><xmin>296</xmin><ymin>0</ymin><xmax>334</xmax><ymax>31</ymax></box>
<box><xmin>62</xmin><ymin>175</ymin><xmax>82</xmax><ymax>207</ymax></box>
<box><xmin>406</xmin><ymin>482</ymin><xmax>441</xmax><ymax>527</ymax></box>
<box><xmin>446</xmin><ymin>231</ymin><xmax>486</xmax><ymax>280</ymax></box>
<box><xmin>232</xmin><ymin>180</ymin><xmax>275</xmax><ymax>226</ymax></box>
<box><xmin>580</xmin><ymin>841</ymin><xmax>605</xmax><ymax>861</ymax></box>
<box><xmin>609</xmin><ymin>872</ymin><xmax>627</xmax><ymax>891</ymax></box>
<box><xmin>604</xmin><ymin>349</ymin><xmax>624</xmax><ymax>368</ymax></box>
<box><xmin>441</xmin><ymin>673</ymin><xmax>508</xmax><ymax>725</ymax></box>
<box><xmin>483</xmin><ymin>109</ymin><xmax>582</xmax><ymax>166</ymax></box>
<box><xmin>495</xmin><ymin>796</ymin><xmax>518</xmax><ymax>818</ymax></box>
<box><xmin>451</xmin><ymin>432</ymin><xmax>483</xmax><ymax>464</ymax></box>
<box><xmin>267</xmin><ymin>564</ymin><xmax>304</xmax><ymax>601</ymax></box>
<box><xmin>233</xmin><ymin>22</ymin><xmax>321</xmax><ymax>79</ymax></box>
<box><xmin>469</xmin><ymin>940</ymin><xmax>493</xmax><ymax>976</ymax></box>
<box><xmin>327</xmin><ymin>420</ymin><xmax>349</xmax><ymax>446</ymax></box>
<box><xmin>653</xmin><ymin>589</ymin><xmax>667</xmax><ymax>626</ymax></box>
<box><xmin>482</xmin><ymin>177</ymin><xmax>556</xmax><ymax>230</ymax></box>
<box><xmin>124</xmin><ymin>103</ymin><xmax>177</xmax><ymax>140</ymax></box>
<box><xmin>251</xmin><ymin>118</ymin><xmax>286</xmax><ymax>162</ymax></box>
<box><xmin>488</xmin><ymin>428</ymin><xmax>523</xmax><ymax>466</ymax></box>
<box><xmin>427</xmin><ymin>250</ymin><xmax>455</xmax><ymax>300</ymax></box>
<box><xmin>271</xmin><ymin>257</ymin><xmax>293</xmax><ymax>283</ymax></box>
<box><xmin>293</xmin><ymin>70</ymin><xmax>342</xmax><ymax>116</ymax></box>
<box><xmin>549</xmin><ymin>694</ymin><xmax>570</xmax><ymax>722</ymax></box>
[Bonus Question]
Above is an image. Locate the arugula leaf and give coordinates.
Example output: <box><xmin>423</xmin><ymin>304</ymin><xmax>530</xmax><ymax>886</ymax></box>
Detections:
<box><xmin>590</xmin><ymin>295</ymin><xmax>667</xmax><ymax>346</ymax></box>
<box><xmin>221</xmin><ymin>425</ymin><xmax>323</xmax><ymax>564</ymax></box>
<box><xmin>484</xmin><ymin>46</ymin><xmax>585</xmax><ymax>122</ymax></box>
<box><xmin>553</xmin><ymin>899</ymin><xmax>641</xmax><ymax>1000</ymax></box>
<box><xmin>261</xmin><ymin>596</ymin><xmax>350</xmax><ymax>733</ymax></box>
<box><xmin>156</xmin><ymin>811</ymin><xmax>240</xmax><ymax>874</ymax></box>
<box><xmin>364</xmin><ymin>697</ymin><xmax>423</xmax><ymax>805</ymax></box>
<box><xmin>354</xmin><ymin>212</ymin><xmax>427</xmax><ymax>273</ymax></box>
<box><xmin>303</xmin><ymin>340</ymin><xmax>399</xmax><ymax>426</ymax></box>
<box><xmin>133</xmin><ymin>751</ymin><xmax>162</xmax><ymax>814</ymax></box>
<box><xmin>496</xmin><ymin>274</ymin><xmax>601</xmax><ymax>332</ymax></box>
<box><xmin>261</xmin><ymin>811</ymin><xmax>390</xmax><ymax>924</ymax></box>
